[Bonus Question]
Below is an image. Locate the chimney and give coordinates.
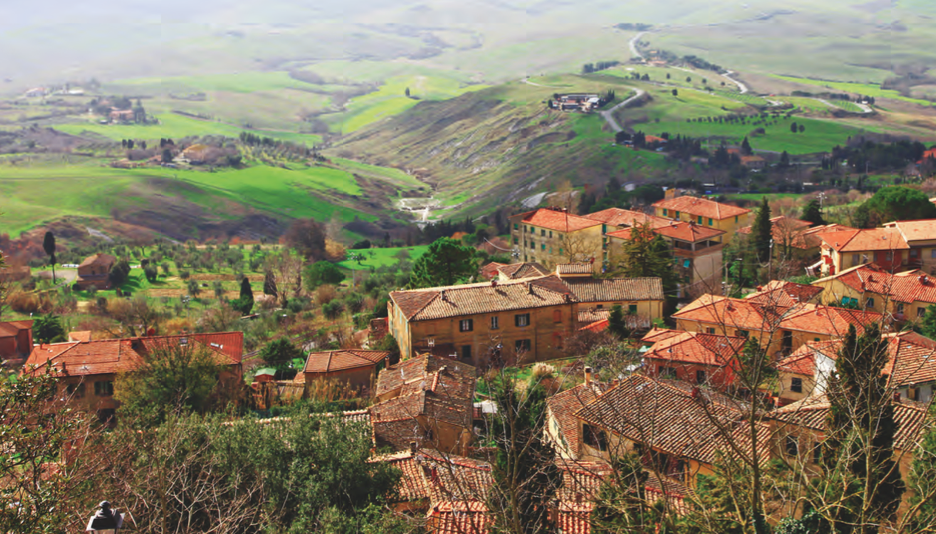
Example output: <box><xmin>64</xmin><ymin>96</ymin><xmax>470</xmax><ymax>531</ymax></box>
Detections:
<box><xmin>584</xmin><ymin>367</ymin><xmax>593</xmax><ymax>386</ymax></box>
<box><xmin>691</xmin><ymin>387</ymin><xmax>700</xmax><ymax>398</ymax></box>
<box><xmin>409</xmin><ymin>441</ymin><xmax>418</xmax><ymax>454</ymax></box>
<box><xmin>894</xmin><ymin>392</ymin><xmax>902</xmax><ymax>402</ymax></box>
<box><xmin>491</xmin><ymin>279</ymin><xmax>498</xmax><ymax>288</ymax></box>
<box><xmin>440</xmin><ymin>290</ymin><xmax>446</xmax><ymax>301</ymax></box>
<box><xmin>528</xmin><ymin>282</ymin><xmax>534</xmax><ymax>295</ymax></box>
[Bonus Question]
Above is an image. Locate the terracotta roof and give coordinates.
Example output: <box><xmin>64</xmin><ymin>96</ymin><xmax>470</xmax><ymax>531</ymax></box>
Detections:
<box><xmin>653</xmin><ymin>221</ymin><xmax>725</xmax><ymax>243</ymax></box>
<box><xmin>745</xmin><ymin>281</ymin><xmax>824</xmax><ymax>306</ymax></box>
<box><xmin>605</xmin><ymin>228</ymin><xmax>634</xmax><ymax>241</ymax></box>
<box><xmin>580</xmin><ymin>319</ymin><xmax>609</xmax><ymax>333</ymax></box>
<box><xmin>774</xmin><ymin>340</ymin><xmax>839</xmax><ymax>376</ymax></box>
<box><xmin>886</xmin><ymin>219</ymin><xmax>936</xmax><ymax>244</ymax></box>
<box><xmin>884</xmin><ymin>331</ymin><xmax>936</xmax><ymax>388</ymax></box>
<box><xmin>547</xmin><ymin>383</ymin><xmax>606</xmax><ymax>455</ymax></box>
<box><xmin>674</xmin><ymin>294</ymin><xmax>883</xmax><ymax>337</ymax></box>
<box><xmin>641</xmin><ymin>328</ymin><xmax>685</xmax><ymax>345</ymax></box>
<box><xmin>514</xmin><ymin>208</ymin><xmax>602</xmax><ymax>233</ymax></box>
<box><xmin>563</xmin><ymin>277</ymin><xmax>664</xmax><ymax>303</ymax></box>
<box><xmin>497</xmin><ymin>262</ymin><xmax>549</xmax><ymax>280</ymax></box>
<box><xmin>643</xmin><ymin>331</ymin><xmax>745</xmax><ymax>368</ymax></box>
<box><xmin>67</xmin><ymin>331</ymin><xmax>92</xmax><ymax>342</ymax></box>
<box><xmin>0</xmin><ymin>320</ymin><xmax>32</xmax><ymax>338</ymax></box>
<box><xmin>78</xmin><ymin>253</ymin><xmax>116</xmax><ymax>268</ymax></box>
<box><xmin>390</xmin><ymin>275</ymin><xmax>574</xmax><ymax>321</ymax></box>
<box><xmin>770</xmin><ymin>395</ymin><xmax>929</xmax><ymax>451</ymax></box>
<box><xmin>370</xmin><ymin>449</ymin><xmax>493</xmax><ymax>505</ymax></box>
<box><xmin>818</xmin><ymin>228</ymin><xmax>909</xmax><ymax>252</ymax></box>
<box><xmin>479</xmin><ymin>262</ymin><xmax>507</xmax><ymax>280</ymax></box>
<box><xmin>577</xmin><ymin>309</ymin><xmax>611</xmax><ymax>325</ymax></box>
<box><xmin>302</xmin><ymin>350</ymin><xmax>389</xmax><ymax>374</ymax></box>
<box><xmin>371</xmin><ymin>355</ymin><xmax>476</xmax><ymax>451</ymax></box>
<box><xmin>653</xmin><ymin>196</ymin><xmax>750</xmax><ymax>220</ymax></box>
<box><xmin>574</xmin><ymin>374</ymin><xmax>769</xmax><ymax>465</ymax></box>
<box><xmin>23</xmin><ymin>331</ymin><xmax>243</xmax><ymax>376</ymax></box>
<box><xmin>673</xmin><ymin>294</ymin><xmax>786</xmax><ymax>332</ymax></box>
<box><xmin>583</xmin><ymin>208</ymin><xmax>670</xmax><ymax>229</ymax></box>
<box><xmin>428</xmin><ymin>501</ymin><xmax>489</xmax><ymax>534</ymax></box>
<box><xmin>556</xmin><ymin>263</ymin><xmax>594</xmax><ymax>275</ymax></box>
<box><xmin>815</xmin><ymin>263</ymin><xmax>936</xmax><ymax>305</ymax></box>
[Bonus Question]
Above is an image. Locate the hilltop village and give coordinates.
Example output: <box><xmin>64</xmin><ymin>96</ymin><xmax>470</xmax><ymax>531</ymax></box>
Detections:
<box><xmin>8</xmin><ymin>182</ymin><xmax>936</xmax><ymax>531</ymax></box>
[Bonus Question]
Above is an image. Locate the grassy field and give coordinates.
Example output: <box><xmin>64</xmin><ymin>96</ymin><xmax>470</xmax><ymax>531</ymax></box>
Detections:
<box><xmin>0</xmin><ymin>160</ymin><xmax>406</xmax><ymax>238</ymax></box>
<box><xmin>772</xmin><ymin>75</ymin><xmax>933</xmax><ymax>107</ymax></box>
<box><xmin>324</xmin><ymin>74</ymin><xmax>489</xmax><ymax>134</ymax></box>
<box><xmin>56</xmin><ymin>113</ymin><xmax>323</xmax><ymax>145</ymax></box>
<box><xmin>337</xmin><ymin>246</ymin><xmax>429</xmax><ymax>271</ymax></box>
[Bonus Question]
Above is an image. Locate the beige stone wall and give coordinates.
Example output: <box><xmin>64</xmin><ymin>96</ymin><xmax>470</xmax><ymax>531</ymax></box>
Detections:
<box><xmin>654</xmin><ymin>208</ymin><xmax>749</xmax><ymax>243</ymax></box>
<box><xmin>406</xmin><ymin>304</ymin><xmax>576</xmax><ymax>366</ymax></box>
<box><xmin>511</xmin><ymin>223</ymin><xmax>603</xmax><ymax>271</ymax></box>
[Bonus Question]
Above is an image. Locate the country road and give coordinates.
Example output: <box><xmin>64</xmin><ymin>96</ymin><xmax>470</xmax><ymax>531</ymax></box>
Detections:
<box><xmin>629</xmin><ymin>32</ymin><xmax>646</xmax><ymax>60</ymax></box>
<box><xmin>722</xmin><ymin>70</ymin><xmax>748</xmax><ymax>94</ymax></box>
<box><xmin>600</xmin><ymin>88</ymin><xmax>647</xmax><ymax>133</ymax></box>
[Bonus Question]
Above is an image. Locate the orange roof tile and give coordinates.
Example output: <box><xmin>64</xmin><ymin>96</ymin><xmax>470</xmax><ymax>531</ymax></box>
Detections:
<box><xmin>584</xmin><ymin>208</ymin><xmax>670</xmax><ymax>229</ymax></box>
<box><xmin>653</xmin><ymin>196</ymin><xmax>750</xmax><ymax>220</ymax></box>
<box><xmin>643</xmin><ymin>331</ymin><xmax>745</xmax><ymax>368</ymax></box>
<box><xmin>78</xmin><ymin>253</ymin><xmax>116</xmax><ymax>268</ymax></box>
<box><xmin>303</xmin><ymin>350</ymin><xmax>390</xmax><ymax>374</ymax></box>
<box><xmin>887</xmin><ymin>219</ymin><xmax>936</xmax><ymax>244</ymax></box>
<box><xmin>574</xmin><ymin>374</ymin><xmax>769</xmax><ymax>465</ymax></box>
<box><xmin>745</xmin><ymin>280</ymin><xmax>823</xmax><ymax>306</ymax></box>
<box><xmin>640</xmin><ymin>328</ymin><xmax>685</xmax><ymax>345</ymax></box>
<box><xmin>497</xmin><ymin>262</ymin><xmax>549</xmax><ymax>280</ymax></box>
<box><xmin>815</xmin><ymin>263</ymin><xmax>936</xmax><ymax>305</ymax></box>
<box><xmin>548</xmin><ymin>382</ymin><xmax>606</xmax><ymax>454</ymax></box>
<box><xmin>771</xmin><ymin>395</ymin><xmax>928</xmax><ymax>451</ymax></box>
<box><xmin>563</xmin><ymin>277</ymin><xmax>664</xmax><ymax>303</ymax></box>
<box><xmin>515</xmin><ymin>208</ymin><xmax>602</xmax><ymax>233</ymax></box>
<box><xmin>818</xmin><ymin>228</ymin><xmax>909</xmax><ymax>252</ymax></box>
<box><xmin>0</xmin><ymin>320</ymin><xmax>32</xmax><ymax>338</ymax></box>
<box><xmin>653</xmin><ymin>221</ymin><xmax>725</xmax><ymax>243</ymax></box>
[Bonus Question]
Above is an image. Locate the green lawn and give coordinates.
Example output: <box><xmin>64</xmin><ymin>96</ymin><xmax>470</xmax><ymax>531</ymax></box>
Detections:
<box><xmin>0</xmin><ymin>161</ymin><xmax>379</xmax><ymax>238</ymax></box>
<box><xmin>772</xmin><ymin>75</ymin><xmax>932</xmax><ymax>107</ymax></box>
<box><xmin>643</xmin><ymin>116</ymin><xmax>863</xmax><ymax>154</ymax></box>
<box><xmin>55</xmin><ymin>113</ymin><xmax>322</xmax><ymax>145</ymax></box>
<box><xmin>337</xmin><ymin>246</ymin><xmax>430</xmax><ymax>271</ymax></box>
<box><xmin>326</xmin><ymin>75</ymin><xmax>489</xmax><ymax>134</ymax></box>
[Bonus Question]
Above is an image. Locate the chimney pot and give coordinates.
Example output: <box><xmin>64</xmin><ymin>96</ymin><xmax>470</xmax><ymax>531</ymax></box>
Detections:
<box><xmin>894</xmin><ymin>392</ymin><xmax>902</xmax><ymax>402</ymax></box>
<box><xmin>584</xmin><ymin>367</ymin><xmax>593</xmax><ymax>385</ymax></box>
<box><xmin>491</xmin><ymin>279</ymin><xmax>497</xmax><ymax>288</ymax></box>
<box><xmin>409</xmin><ymin>441</ymin><xmax>418</xmax><ymax>453</ymax></box>
<box><xmin>691</xmin><ymin>387</ymin><xmax>700</xmax><ymax>398</ymax></box>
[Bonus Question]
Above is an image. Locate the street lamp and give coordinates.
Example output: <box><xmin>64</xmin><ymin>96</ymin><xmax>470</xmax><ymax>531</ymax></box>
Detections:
<box><xmin>85</xmin><ymin>501</ymin><xmax>125</xmax><ymax>532</ymax></box>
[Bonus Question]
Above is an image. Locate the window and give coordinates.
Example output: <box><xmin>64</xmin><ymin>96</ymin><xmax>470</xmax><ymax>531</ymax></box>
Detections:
<box><xmin>94</xmin><ymin>381</ymin><xmax>114</xmax><ymax>397</ymax></box>
<box><xmin>541</xmin><ymin>229</ymin><xmax>546</xmax><ymax>236</ymax></box>
<box><xmin>885</xmin><ymin>252</ymin><xmax>893</xmax><ymax>261</ymax></box>
<box><xmin>708</xmin><ymin>217</ymin><xmax>713</xmax><ymax>226</ymax></box>
<box><xmin>541</xmin><ymin>243</ymin><xmax>546</xmax><ymax>251</ymax></box>
<box><xmin>866</xmin><ymin>297</ymin><xmax>875</xmax><ymax>308</ymax></box>
<box><xmin>736</xmin><ymin>330</ymin><xmax>749</xmax><ymax>338</ymax></box>
<box><xmin>841</xmin><ymin>296</ymin><xmax>858</xmax><ymax>307</ymax></box>
<box><xmin>813</xmin><ymin>338</ymin><xmax>820</xmax><ymax>342</ymax></box>
<box><xmin>898</xmin><ymin>303</ymin><xmax>905</xmax><ymax>314</ymax></box>
<box><xmin>549</xmin><ymin>231</ymin><xmax>553</xmax><ymax>238</ymax></box>
<box><xmin>515</xmin><ymin>313</ymin><xmax>531</xmax><ymax>327</ymax></box>
<box><xmin>696</xmin><ymin>370</ymin><xmax>706</xmax><ymax>384</ymax></box>
<box><xmin>459</xmin><ymin>319</ymin><xmax>473</xmax><ymax>332</ymax></box>
<box><xmin>513</xmin><ymin>223</ymin><xmax>518</xmax><ymax>230</ymax></box>
<box><xmin>658</xmin><ymin>366</ymin><xmax>677</xmax><ymax>379</ymax></box>
<box><xmin>852</xmin><ymin>253</ymin><xmax>860</xmax><ymax>266</ymax></box>
<box><xmin>584</xmin><ymin>425</ymin><xmax>608</xmax><ymax>451</ymax></box>
<box><xmin>513</xmin><ymin>237</ymin><xmax>518</xmax><ymax>245</ymax></box>
<box><xmin>490</xmin><ymin>316</ymin><xmax>499</xmax><ymax>330</ymax></box>
<box><xmin>66</xmin><ymin>383</ymin><xmax>85</xmax><ymax>399</ymax></box>
<box><xmin>663</xmin><ymin>209</ymin><xmax>668</xmax><ymax>216</ymax></box>
<box><xmin>919</xmin><ymin>307</ymin><xmax>927</xmax><ymax>318</ymax></box>
<box><xmin>911</xmin><ymin>248</ymin><xmax>919</xmax><ymax>258</ymax></box>
<box><xmin>932</xmin><ymin>249</ymin><xmax>936</xmax><ymax>259</ymax></box>
<box><xmin>549</xmin><ymin>248</ymin><xmax>552</xmax><ymax>254</ymax></box>
<box><xmin>697</xmin><ymin>215</ymin><xmax>703</xmax><ymax>224</ymax></box>
<box><xmin>515</xmin><ymin>339</ymin><xmax>531</xmax><ymax>353</ymax></box>
<box><xmin>461</xmin><ymin>345</ymin><xmax>472</xmax><ymax>361</ymax></box>
<box><xmin>558</xmin><ymin>248</ymin><xmax>563</xmax><ymax>255</ymax></box>
<box><xmin>707</xmin><ymin>327</ymin><xmax>716</xmax><ymax>334</ymax></box>
<box><xmin>628</xmin><ymin>304</ymin><xmax>638</xmax><ymax>314</ymax></box>
<box><xmin>675</xmin><ymin>211</ymin><xmax>680</xmax><ymax>218</ymax></box>
<box><xmin>529</xmin><ymin>241</ymin><xmax>536</xmax><ymax>250</ymax></box>
<box><xmin>553</xmin><ymin>332</ymin><xmax>563</xmax><ymax>349</ymax></box>
<box><xmin>683</xmin><ymin>259</ymin><xmax>691</xmax><ymax>268</ymax></box>
<box><xmin>791</xmin><ymin>377</ymin><xmax>803</xmax><ymax>393</ymax></box>
<box><xmin>785</xmin><ymin>435</ymin><xmax>799</xmax><ymax>457</ymax></box>
<box><xmin>735</xmin><ymin>216</ymin><xmax>739</xmax><ymax>223</ymax></box>
<box><xmin>553</xmin><ymin>310</ymin><xmax>563</xmax><ymax>323</ymax></box>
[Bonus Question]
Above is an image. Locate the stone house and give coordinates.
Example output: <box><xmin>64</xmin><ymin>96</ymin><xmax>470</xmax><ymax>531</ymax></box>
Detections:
<box><xmin>76</xmin><ymin>253</ymin><xmax>117</xmax><ymax>290</ymax></box>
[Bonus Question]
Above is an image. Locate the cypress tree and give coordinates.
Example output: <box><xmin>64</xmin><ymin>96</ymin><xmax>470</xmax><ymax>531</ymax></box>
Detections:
<box><xmin>42</xmin><ymin>231</ymin><xmax>56</xmax><ymax>282</ymax></box>
<box><xmin>751</xmin><ymin>197</ymin><xmax>772</xmax><ymax>262</ymax></box>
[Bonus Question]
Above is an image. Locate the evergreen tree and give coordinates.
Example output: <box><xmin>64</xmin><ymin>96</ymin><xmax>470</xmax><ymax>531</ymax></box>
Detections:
<box><xmin>801</xmin><ymin>199</ymin><xmax>826</xmax><ymax>226</ymax></box>
<box><xmin>607</xmin><ymin>304</ymin><xmax>631</xmax><ymax>340</ymax></box>
<box><xmin>741</xmin><ymin>136</ymin><xmax>753</xmax><ymax>156</ymax></box>
<box><xmin>820</xmin><ymin>323</ymin><xmax>904</xmax><ymax>533</ymax></box>
<box><xmin>779</xmin><ymin>151</ymin><xmax>791</xmax><ymax>167</ymax></box>
<box><xmin>408</xmin><ymin>237</ymin><xmax>476</xmax><ymax>289</ymax></box>
<box><xmin>33</xmin><ymin>314</ymin><xmax>66</xmax><ymax>343</ymax></box>
<box><xmin>751</xmin><ymin>197</ymin><xmax>772</xmax><ymax>262</ymax></box>
<box><xmin>485</xmin><ymin>375</ymin><xmax>560</xmax><ymax>534</ymax></box>
<box><xmin>617</xmin><ymin>223</ymin><xmax>678</xmax><ymax>309</ymax></box>
<box><xmin>231</xmin><ymin>277</ymin><xmax>254</xmax><ymax>315</ymax></box>
<box><xmin>42</xmin><ymin>231</ymin><xmax>56</xmax><ymax>282</ymax></box>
